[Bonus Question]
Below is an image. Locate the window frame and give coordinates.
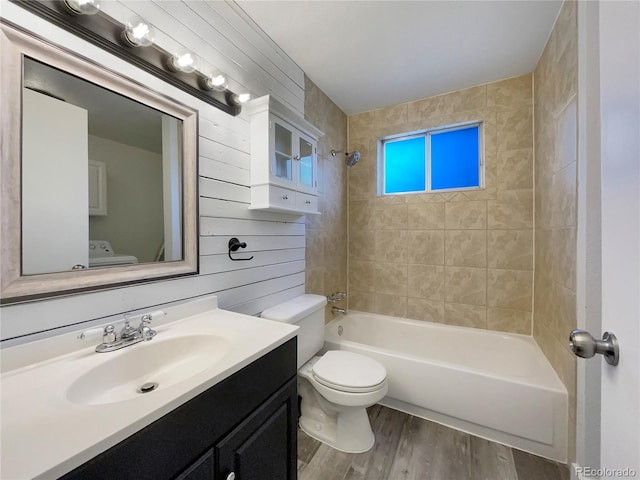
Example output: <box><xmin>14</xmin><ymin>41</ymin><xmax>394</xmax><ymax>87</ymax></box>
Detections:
<box><xmin>378</xmin><ymin>120</ymin><xmax>485</xmax><ymax>196</ymax></box>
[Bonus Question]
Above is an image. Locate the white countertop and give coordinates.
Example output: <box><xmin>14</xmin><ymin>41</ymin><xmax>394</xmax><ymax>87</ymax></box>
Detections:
<box><xmin>0</xmin><ymin>304</ymin><xmax>297</xmax><ymax>479</ymax></box>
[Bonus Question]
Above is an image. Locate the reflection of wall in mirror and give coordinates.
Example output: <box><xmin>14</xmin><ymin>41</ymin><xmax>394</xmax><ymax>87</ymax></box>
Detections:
<box><xmin>88</xmin><ymin>135</ymin><xmax>164</xmax><ymax>263</ymax></box>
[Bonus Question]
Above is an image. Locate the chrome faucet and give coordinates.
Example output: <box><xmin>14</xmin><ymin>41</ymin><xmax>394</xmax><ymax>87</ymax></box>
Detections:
<box><xmin>79</xmin><ymin>310</ymin><xmax>164</xmax><ymax>353</ymax></box>
<box><xmin>331</xmin><ymin>306</ymin><xmax>346</xmax><ymax>315</ymax></box>
<box><xmin>327</xmin><ymin>292</ymin><xmax>347</xmax><ymax>303</ymax></box>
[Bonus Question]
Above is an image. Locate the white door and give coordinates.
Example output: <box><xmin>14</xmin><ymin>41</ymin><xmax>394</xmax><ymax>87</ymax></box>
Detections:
<box><xmin>598</xmin><ymin>0</ymin><xmax>640</xmax><ymax>475</ymax></box>
<box><xmin>22</xmin><ymin>88</ymin><xmax>89</xmax><ymax>274</ymax></box>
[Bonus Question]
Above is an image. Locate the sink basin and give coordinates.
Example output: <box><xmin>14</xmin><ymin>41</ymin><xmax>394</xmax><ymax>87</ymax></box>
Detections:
<box><xmin>66</xmin><ymin>335</ymin><xmax>230</xmax><ymax>406</ymax></box>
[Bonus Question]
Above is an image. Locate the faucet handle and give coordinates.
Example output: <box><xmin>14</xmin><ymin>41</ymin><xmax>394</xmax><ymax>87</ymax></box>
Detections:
<box><xmin>141</xmin><ymin>325</ymin><xmax>157</xmax><ymax>341</ymax></box>
<box><xmin>140</xmin><ymin>310</ymin><xmax>166</xmax><ymax>326</ymax></box>
<box><xmin>78</xmin><ymin>325</ymin><xmax>116</xmax><ymax>344</ymax></box>
<box><xmin>103</xmin><ymin>325</ymin><xmax>117</xmax><ymax>344</ymax></box>
<box><xmin>140</xmin><ymin>314</ymin><xmax>152</xmax><ymax>327</ymax></box>
<box><xmin>139</xmin><ymin>314</ymin><xmax>156</xmax><ymax>341</ymax></box>
<box><xmin>138</xmin><ymin>310</ymin><xmax>164</xmax><ymax>341</ymax></box>
<box><xmin>78</xmin><ymin>327</ymin><xmax>102</xmax><ymax>341</ymax></box>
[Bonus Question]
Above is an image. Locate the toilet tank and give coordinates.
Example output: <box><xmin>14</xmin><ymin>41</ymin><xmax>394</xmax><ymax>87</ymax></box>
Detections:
<box><xmin>261</xmin><ymin>294</ymin><xmax>327</xmax><ymax>368</ymax></box>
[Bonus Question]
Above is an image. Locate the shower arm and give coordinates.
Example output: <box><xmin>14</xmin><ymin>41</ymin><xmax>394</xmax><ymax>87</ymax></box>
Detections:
<box><xmin>330</xmin><ymin>149</ymin><xmax>360</xmax><ymax>167</ymax></box>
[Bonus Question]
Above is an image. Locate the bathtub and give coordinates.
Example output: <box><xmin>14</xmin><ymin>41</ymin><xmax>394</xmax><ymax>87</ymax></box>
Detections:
<box><xmin>323</xmin><ymin>311</ymin><xmax>568</xmax><ymax>463</ymax></box>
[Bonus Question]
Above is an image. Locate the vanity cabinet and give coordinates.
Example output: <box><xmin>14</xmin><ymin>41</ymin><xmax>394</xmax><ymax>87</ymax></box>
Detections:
<box><xmin>247</xmin><ymin>95</ymin><xmax>323</xmax><ymax>215</ymax></box>
<box><xmin>60</xmin><ymin>338</ymin><xmax>297</xmax><ymax>480</ymax></box>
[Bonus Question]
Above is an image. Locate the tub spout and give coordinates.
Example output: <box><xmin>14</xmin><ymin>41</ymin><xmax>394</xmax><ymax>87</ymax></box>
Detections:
<box><xmin>332</xmin><ymin>306</ymin><xmax>346</xmax><ymax>315</ymax></box>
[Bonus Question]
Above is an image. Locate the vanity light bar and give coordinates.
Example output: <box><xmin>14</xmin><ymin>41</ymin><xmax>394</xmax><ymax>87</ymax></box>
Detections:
<box><xmin>13</xmin><ymin>0</ymin><xmax>244</xmax><ymax>116</ymax></box>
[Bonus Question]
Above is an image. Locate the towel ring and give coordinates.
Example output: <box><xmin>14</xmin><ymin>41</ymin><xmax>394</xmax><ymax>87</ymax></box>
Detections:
<box><xmin>228</xmin><ymin>238</ymin><xmax>254</xmax><ymax>261</ymax></box>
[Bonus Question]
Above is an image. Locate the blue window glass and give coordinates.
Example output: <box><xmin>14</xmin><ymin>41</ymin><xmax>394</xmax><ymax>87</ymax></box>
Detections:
<box><xmin>430</xmin><ymin>126</ymin><xmax>479</xmax><ymax>190</ymax></box>
<box><xmin>383</xmin><ymin>136</ymin><xmax>426</xmax><ymax>194</ymax></box>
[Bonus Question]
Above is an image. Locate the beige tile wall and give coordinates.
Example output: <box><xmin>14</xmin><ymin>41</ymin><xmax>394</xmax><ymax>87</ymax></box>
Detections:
<box><xmin>533</xmin><ymin>0</ymin><xmax>578</xmax><ymax>463</ymax></box>
<box><xmin>303</xmin><ymin>76</ymin><xmax>348</xmax><ymax>321</ymax></box>
<box><xmin>347</xmin><ymin>75</ymin><xmax>534</xmax><ymax>335</ymax></box>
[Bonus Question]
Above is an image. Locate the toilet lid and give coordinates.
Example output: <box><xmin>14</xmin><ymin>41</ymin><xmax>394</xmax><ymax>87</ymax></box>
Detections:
<box><xmin>312</xmin><ymin>351</ymin><xmax>387</xmax><ymax>392</ymax></box>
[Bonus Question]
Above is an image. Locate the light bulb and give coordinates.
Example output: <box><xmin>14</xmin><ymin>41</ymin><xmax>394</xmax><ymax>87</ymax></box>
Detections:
<box><xmin>228</xmin><ymin>92</ymin><xmax>251</xmax><ymax>106</ymax></box>
<box><xmin>64</xmin><ymin>0</ymin><xmax>100</xmax><ymax>15</ymax></box>
<box><xmin>167</xmin><ymin>49</ymin><xmax>199</xmax><ymax>73</ymax></box>
<box><xmin>201</xmin><ymin>73</ymin><xmax>228</xmax><ymax>92</ymax></box>
<box><xmin>123</xmin><ymin>16</ymin><xmax>155</xmax><ymax>47</ymax></box>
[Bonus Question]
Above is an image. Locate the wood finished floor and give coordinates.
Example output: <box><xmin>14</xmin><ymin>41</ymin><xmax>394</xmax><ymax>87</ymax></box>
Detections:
<box><xmin>297</xmin><ymin>405</ymin><xmax>569</xmax><ymax>480</ymax></box>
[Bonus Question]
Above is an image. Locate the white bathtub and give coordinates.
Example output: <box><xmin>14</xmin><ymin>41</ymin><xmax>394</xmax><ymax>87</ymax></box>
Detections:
<box><xmin>323</xmin><ymin>311</ymin><xmax>568</xmax><ymax>462</ymax></box>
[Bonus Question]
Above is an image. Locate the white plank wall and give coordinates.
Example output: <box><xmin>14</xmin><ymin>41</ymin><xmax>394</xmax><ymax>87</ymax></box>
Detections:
<box><xmin>0</xmin><ymin>1</ymin><xmax>308</xmax><ymax>342</ymax></box>
<box><xmin>100</xmin><ymin>0</ymin><xmax>305</xmax><ymax>115</ymax></box>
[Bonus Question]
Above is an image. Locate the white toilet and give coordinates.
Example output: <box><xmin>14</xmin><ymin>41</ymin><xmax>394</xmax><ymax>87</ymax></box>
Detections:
<box><xmin>261</xmin><ymin>294</ymin><xmax>388</xmax><ymax>453</ymax></box>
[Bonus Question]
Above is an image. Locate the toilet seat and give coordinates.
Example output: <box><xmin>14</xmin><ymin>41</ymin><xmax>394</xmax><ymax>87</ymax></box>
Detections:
<box><xmin>312</xmin><ymin>351</ymin><xmax>387</xmax><ymax>393</ymax></box>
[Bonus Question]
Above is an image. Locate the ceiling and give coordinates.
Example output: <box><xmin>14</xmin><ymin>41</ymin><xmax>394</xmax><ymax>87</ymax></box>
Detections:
<box><xmin>237</xmin><ymin>0</ymin><xmax>562</xmax><ymax>115</ymax></box>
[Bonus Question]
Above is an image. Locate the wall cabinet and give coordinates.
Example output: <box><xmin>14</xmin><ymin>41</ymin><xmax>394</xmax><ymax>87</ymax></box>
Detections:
<box><xmin>60</xmin><ymin>339</ymin><xmax>297</xmax><ymax>480</ymax></box>
<box><xmin>247</xmin><ymin>96</ymin><xmax>323</xmax><ymax>215</ymax></box>
<box><xmin>88</xmin><ymin>159</ymin><xmax>108</xmax><ymax>216</ymax></box>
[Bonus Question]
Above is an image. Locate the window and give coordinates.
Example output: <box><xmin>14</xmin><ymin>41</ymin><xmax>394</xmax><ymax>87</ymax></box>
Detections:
<box><xmin>379</xmin><ymin>122</ymin><xmax>482</xmax><ymax>195</ymax></box>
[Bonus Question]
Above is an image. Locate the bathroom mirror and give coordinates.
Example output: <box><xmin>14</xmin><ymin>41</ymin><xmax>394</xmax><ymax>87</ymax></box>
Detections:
<box><xmin>0</xmin><ymin>23</ymin><xmax>198</xmax><ymax>302</ymax></box>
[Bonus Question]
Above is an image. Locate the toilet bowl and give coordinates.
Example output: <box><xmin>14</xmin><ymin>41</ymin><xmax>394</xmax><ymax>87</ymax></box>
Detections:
<box><xmin>297</xmin><ymin>352</ymin><xmax>388</xmax><ymax>452</ymax></box>
<box><xmin>261</xmin><ymin>294</ymin><xmax>388</xmax><ymax>453</ymax></box>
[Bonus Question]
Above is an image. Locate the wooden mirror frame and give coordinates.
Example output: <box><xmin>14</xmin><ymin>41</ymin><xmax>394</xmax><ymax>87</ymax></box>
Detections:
<box><xmin>0</xmin><ymin>22</ymin><xmax>199</xmax><ymax>303</ymax></box>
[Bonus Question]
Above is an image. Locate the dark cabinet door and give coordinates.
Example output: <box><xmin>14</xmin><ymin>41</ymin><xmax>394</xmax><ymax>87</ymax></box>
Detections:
<box><xmin>216</xmin><ymin>378</ymin><xmax>297</xmax><ymax>480</ymax></box>
<box><xmin>176</xmin><ymin>449</ymin><xmax>214</xmax><ymax>480</ymax></box>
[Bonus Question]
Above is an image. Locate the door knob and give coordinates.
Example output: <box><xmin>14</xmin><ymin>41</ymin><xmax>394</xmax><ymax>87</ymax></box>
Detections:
<box><xmin>569</xmin><ymin>329</ymin><xmax>619</xmax><ymax>366</ymax></box>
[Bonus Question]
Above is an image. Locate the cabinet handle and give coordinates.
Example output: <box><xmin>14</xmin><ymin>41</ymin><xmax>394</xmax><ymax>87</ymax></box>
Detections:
<box><xmin>226</xmin><ymin>473</ymin><xmax>236</xmax><ymax>480</ymax></box>
<box><xmin>292</xmin><ymin>154</ymin><xmax>300</xmax><ymax>161</ymax></box>
<box><xmin>305</xmin><ymin>200</ymin><xmax>311</xmax><ymax>205</ymax></box>
<box><xmin>282</xmin><ymin>195</ymin><xmax>289</xmax><ymax>200</ymax></box>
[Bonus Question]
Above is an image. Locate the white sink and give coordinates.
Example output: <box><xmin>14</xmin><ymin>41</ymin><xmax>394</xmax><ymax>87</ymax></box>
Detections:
<box><xmin>1</xmin><ymin>301</ymin><xmax>298</xmax><ymax>480</ymax></box>
<box><xmin>66</xmin><ymin>335</ymin><xmax>230</xmax><ymax>405</ymax></box>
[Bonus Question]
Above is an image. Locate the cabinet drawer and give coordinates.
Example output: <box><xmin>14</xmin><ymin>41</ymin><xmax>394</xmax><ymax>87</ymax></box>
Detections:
<box><xmin>295</xmin><ymin>192</ymin><xmax>318</xmax><ymax>213</ymax></box>
<box><xmin>269</xmin><ymin>186</ymin><xmax>297</xmax><ymax>209</ymax></box>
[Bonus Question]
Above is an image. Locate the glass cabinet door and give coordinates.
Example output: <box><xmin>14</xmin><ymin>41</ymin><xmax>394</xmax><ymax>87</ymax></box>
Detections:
<box><xmin>297</xmin><ymin>135</ymin><xmax>315</xmax><ymax>193</ymax></box>
<box><xmin>273</xmin><ymin>121</ymin><xmax>293</xmax><ymax>182</ymax></box>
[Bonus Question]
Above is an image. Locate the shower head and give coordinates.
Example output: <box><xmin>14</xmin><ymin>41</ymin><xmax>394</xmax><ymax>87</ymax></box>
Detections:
<box><xmin>330</xmin><ymin>149</ymin><xmax>361</xmax><ymax>168</ymax></box>
<box><xmin>346</xmin><ymin>151</ymin><xmax>360</xmax><ymax>167</ymax></box>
